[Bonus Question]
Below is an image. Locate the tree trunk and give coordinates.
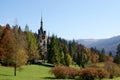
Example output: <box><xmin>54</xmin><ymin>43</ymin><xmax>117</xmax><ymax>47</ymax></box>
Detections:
<box><xmin>14</xmin><ymin>64</ymin><xmax>16</xmax><ymax>76</ymax></box>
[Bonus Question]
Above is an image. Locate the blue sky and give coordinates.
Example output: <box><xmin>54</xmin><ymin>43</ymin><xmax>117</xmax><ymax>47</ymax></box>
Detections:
<box><xmin>0</xmin><ymin>0</ymin><xmax>120</xmax><ymax>40</ymax></box>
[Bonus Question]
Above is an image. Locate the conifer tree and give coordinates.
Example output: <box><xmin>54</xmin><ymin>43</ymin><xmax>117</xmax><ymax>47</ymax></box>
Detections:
<box><xmin>25</xmin><ymin>25</ymin><xmax>39</xmax><ymax>63</ymax></box>
<box><xmin>76</xmin><ymin>44</ymin><xmax>89</xmax><ymax>68</ymax></box>
<box><xmin>99</xmin><ymin>48</ymin><xmax>106</xmax><ymax>62</ymax></box>
<box><xmin>0</xmin><ymin>24</ymin><xmax>15</xmax><ymax>66</ymax></box>
<box><xmin>47</xmin><ymin>35</ymin><xmax>60</xmax><ymax>65</ymax></box>
<box><xmin>114</xmin><ymin>44</ymin><xmax>120</xmax><ymax>64</ymax></box>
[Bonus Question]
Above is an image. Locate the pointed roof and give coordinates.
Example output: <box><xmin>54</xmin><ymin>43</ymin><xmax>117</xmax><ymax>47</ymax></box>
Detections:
<box><xmin>40</xmin><ymin>16</ymin><xmax>43</xmax><ymax>34</ymax></box>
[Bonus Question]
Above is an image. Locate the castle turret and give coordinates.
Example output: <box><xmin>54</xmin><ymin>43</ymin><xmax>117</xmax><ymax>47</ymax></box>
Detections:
<box><xmin>38</xmin><ymin>17</ymin><xmax>47</xmax><ymax>61</ymax></box>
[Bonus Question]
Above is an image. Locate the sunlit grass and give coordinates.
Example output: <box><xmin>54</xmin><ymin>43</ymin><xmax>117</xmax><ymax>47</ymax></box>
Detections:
<box><xmin>0</xmin><ymin>64</ymin><xmax>54</xmax><ymax>80</ymax></box>
<box><xmin>0</xmin><ymin>63</ymin><xmax>120</xmax><ymax>80</ymax></box>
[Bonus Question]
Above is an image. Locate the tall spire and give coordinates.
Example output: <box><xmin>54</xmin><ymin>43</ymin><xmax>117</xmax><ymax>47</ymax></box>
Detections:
<box><xmin>40</xmin><ymin>12</ymin><xmax>43</xmax><ymax>32</ymax></box>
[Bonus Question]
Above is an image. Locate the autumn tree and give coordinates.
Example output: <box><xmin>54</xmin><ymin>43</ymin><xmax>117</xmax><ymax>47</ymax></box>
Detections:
<box><xmin>12</xmin><ymin>25</ymin><xmax>28</xmax><ymax>76</ymax></box>
<box><xmin>90</xmin><ymin>53</ymin><xmax>99</xmax><ymax>63</ymax></box>
<box><xmin>0</xmin><ymin>25</ymin><xmax>3</xmax><ymax>38</ymax></box>
<box><xmin>0</xmin><ymin>24</ymin><xmax>15</xmax><ymax>66</ymax></box>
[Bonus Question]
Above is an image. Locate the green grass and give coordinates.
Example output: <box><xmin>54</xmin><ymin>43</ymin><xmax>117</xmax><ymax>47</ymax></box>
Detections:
<box><xmin>0</xmin><ymin>63</ymin><xmax>120</xmax><ymax>80</ymax></box>
<box><xmin>0</xmin><ymin>64</ymin><xmax>54</xmax><ymax>80</ymax></box>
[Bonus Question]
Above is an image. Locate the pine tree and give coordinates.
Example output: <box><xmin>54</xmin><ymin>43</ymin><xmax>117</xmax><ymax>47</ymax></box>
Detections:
<box><xmin>76</xmin><ymin>44</ymin><xmax>89</xmax><ymax>68</ymax></box>
<box><xmin>114</xmin><ymin>44</ymin><xmax>120</xmax><ymax>64</ymax></box>
<box><xmin>68</xmin><ymin>40</ymin><xmax>76</xmax><ymax>62</ymax></box>
<box><xmin>47</xmin><ymin>35</ymin><xmax>60</xmax><ymax>65</ymax></box>
<box><xmin>25</xmin><ymin>25</ymin><xmax>39</xmax><ymax>63</ymax></box>
<box><xmin>109</xmin><ymin>51</ymin><xmax>113</xmax><ymax>57</ymax></box>
<box><xmin>99</xmin><ymin>48</ymin><xmax>106</xmax><ymax>62</ymax></box>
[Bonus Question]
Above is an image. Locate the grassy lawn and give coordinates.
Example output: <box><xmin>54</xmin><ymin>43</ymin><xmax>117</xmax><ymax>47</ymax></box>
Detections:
<box><xmin>0</xmin><ymin>64</ymin><xmax>54</xmax><ymax>80</ymax></box>
<box><xmin>0</xmin><ymin>63</ymin><xmax>120</xmax><ymax>80</ymax></box>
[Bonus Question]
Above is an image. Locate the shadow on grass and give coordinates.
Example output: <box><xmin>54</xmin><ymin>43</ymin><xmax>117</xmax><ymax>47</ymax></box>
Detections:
<box><xmin>0</xmin><ymin>73</ymin><xmax>13</xmax><ymax>77</ymax></box>
<box><xmin>43</xmin><ymin>77</ymin><xmax>56</xmax><ymax>79</ymax></box>
<box><xmin>35</xmin><ymin>63</ymin><xmax>55</xmax><ymax>68</ymax></box>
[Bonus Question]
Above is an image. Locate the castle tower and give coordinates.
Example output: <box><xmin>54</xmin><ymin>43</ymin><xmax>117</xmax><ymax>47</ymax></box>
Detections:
<box><xmin>38</xmin><ymin>17</ymin><xmax>47</xmax><ymax>61</ymax></box>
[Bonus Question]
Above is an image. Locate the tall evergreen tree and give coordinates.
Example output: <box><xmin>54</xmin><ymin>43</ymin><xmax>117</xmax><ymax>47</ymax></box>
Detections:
<box><xmin>68</xmin><ymin>40</ymin><xmax>76</xmax><ymax>62</ymax></box>
<box><xmin>47</xmin><ymin>35</ymin><xmax>60</xmax><ymax>65</ymax></box>
<box><xmin>63</xmin><ymin>44</ymin><xmax>72</xmax><ymax>66</ymax></box>
<box><xmin>99</xmin><ymin>48</ymin><xmax>106</xmax><ymax>62</ymax></box>
<box><xmin>76</xmin><ymin>44</ymin><xmax>89</xmax><ymax>68</ymax></box>
<box><xmin>25</xmin><ymin>25</ymin><xmax>39</xmax><ymax>63</ymax></box>
<box><xmin>109</xmin><ymin>51</ymin><xmax>113</xmax><ymax>57</ymax></box>
<box><xmin>114</xmin><ymin>44</ymin><xmax>120</xmax><ymax>64</ymax></box>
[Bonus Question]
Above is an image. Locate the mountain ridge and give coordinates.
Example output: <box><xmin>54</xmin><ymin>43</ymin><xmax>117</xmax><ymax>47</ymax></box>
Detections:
<box><xmin>76</xmin><ymin>35</ymin><xmax>120</xmax><ymax>55</ymax></box>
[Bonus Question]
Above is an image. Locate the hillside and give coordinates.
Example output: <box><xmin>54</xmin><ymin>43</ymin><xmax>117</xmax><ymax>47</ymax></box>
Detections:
<box><xmin>76</xmin><ymin>35</ymin><xmax>120</xmax><ymax>55</ymax></box>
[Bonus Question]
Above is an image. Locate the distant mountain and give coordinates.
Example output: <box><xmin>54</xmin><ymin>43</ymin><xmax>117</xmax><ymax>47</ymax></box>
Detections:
<box><xmin>76</xmin><ymin>35</ymin><xmax>120</xmax><ymax>55</ymax></box>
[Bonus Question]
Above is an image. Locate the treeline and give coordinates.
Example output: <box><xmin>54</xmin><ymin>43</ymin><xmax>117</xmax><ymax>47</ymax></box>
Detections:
<box><xmin>0</xmin><ymin>24</ymin><xmax>120</xmax><ymax>68</ymax></box>
<box><xmin>47</xmin><ymin>35</ymin><xmax>115</xmax><ymax>67</ymax></box>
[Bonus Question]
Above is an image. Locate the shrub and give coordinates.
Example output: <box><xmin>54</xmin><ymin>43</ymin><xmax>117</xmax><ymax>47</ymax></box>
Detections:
<box><xmin>97</xmin><ymin>68</ymin><xmax>110</xmax><ymax>80</ymax></box>
<box><xmin>78</xmin><ymin>68</ymin><xmax>109</xmax><ymax>80</ymax></box>
<box><xmin>78</xmin><ymin>68</ymin><xmax>98</xmax><ymax>80</ymax></box>
<box><xmin>51</xmin><ymin>66</ymin><xmax>110</xmax><ymax>80</ymax></box>
<box><xmin>50</xmin><ymin>66</ymin><xmax>77</xmax><ymax>79</ymax></box>
<box><xmin>104</xmin><ymin>61</ymin><xmax>120</xmax><ymax>78</ymax></box>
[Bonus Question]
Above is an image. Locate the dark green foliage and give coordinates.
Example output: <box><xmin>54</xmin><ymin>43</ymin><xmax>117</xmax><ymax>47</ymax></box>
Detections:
<box><xmin>47</xmin><ymin>35</ymin><xmax>60</xmax><ymax>65</ymax></box>
<box><xmin>60</xmin><ymin>51</ymin><xmax>65</xmax><ymax>65</ymax></box>
<box><xmin>25</xmin><ymin>25</ymin><xmax>39</xmax><ymax>63</ymax></box>
<box><xmin>68</xmin><ymin>40</ymin><xmax>76</xmax><ymax>59</ymax></box>
<box><xmin>109</xmin><ymin>51</ymin><xmax>113</xmax><ymax>57</ymax></box>
<box><xmin>114</xmin><ymin>44</ymin><xmax>120</xmax><ymax>64</ymax></box>
<box><xmin>76</xmin><ymin>44</ymin><xmax>89</xmax><ymax>68</ymax></box>
<box><xmin>64</xmin><ymin>53</ymin><xmax>72</xmax><ymax>66</ymax></box>
<box><xmin>99</xmin><ymin>48</ymin><xmax>106</xmax><ymax>62</ymax></box>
